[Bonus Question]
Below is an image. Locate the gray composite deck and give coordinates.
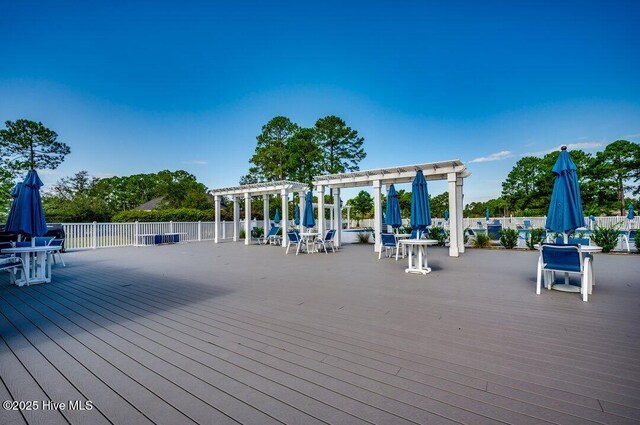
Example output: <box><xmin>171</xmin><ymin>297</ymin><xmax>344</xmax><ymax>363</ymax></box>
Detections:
<box><xmin>1</xmin><ymin>241</ymin><xmax>639</xmax><ymax>425</ymax></box>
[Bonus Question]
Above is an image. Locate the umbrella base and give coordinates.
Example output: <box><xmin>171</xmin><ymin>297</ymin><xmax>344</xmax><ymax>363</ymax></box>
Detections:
<box><xmin>551</xmin><ymin>283</ymin><xmax>581</xmax><ymax>293</ymax></box>
<box><xmin>405</xmin><ymin>267</ymin><xmax>432</xmax><ymax>275</ymax></box>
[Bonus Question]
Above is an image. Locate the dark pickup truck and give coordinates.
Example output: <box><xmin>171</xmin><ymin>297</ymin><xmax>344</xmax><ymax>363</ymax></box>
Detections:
<box><xmin>0</xmin><ymin>224</ymin><xmax>66</xmax><ymax>251</ymax></box>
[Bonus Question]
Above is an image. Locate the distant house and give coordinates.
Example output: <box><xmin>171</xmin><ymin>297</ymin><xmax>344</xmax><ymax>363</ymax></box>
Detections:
<box><xmin>135</xmin><ymin>194</ymin><xmax>215</xmax><ymax>211</ymax></box>
<box><xmin>135</xmin><ymin>196</ymin><xmax>165</xmax><ymax>211</ymax></box>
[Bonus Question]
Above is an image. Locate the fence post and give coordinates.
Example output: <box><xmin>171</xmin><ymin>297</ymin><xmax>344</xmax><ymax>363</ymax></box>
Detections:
<box><xmin>222</xmin><ymin>221</ymin><xmax>226</xmax><ymax>240</ymax></box>
<box><xmin>198</xmin><ymin>221</ymin><xmax>202</xmax><ymax>241</ymax></box>
<box><xmin>170</xmin><ymin>221</ymin><xmax>174</xmax><ymax>233</ymax></box>
<box><xmin>92</xmin><ymin>221</ymin><xmax>97</xmax><ymax>249</ymax></box>
<box><xmin>135</xmin><ymin>221</ymin><xmax>140</xmax><ymax>246</ymax></box>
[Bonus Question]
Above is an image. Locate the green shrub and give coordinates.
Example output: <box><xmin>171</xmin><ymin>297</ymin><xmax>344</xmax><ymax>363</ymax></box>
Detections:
<box><xmin>499</xmin><ymin>228</ymin><xmax>519</xmax><ymax>249</ymax></box>
<box><xmin>526</xmin><ymin>228</ymin><xmax>547</xmax><ymax>250</ymax></box>
<box><xmin>591</xmin><ymin>223</ymin><xmax>621</xmax><ymax>253</ymax></box>
<box><xmin>472</xmin><ymin>233</ymin><xmax>492</xmax><ymax>248</ymax></box>
<box><xmin>112</xmin><ymin>208</ymin><xmax>214</xmax><ymax>222</ymax></box>
<box><xmin>251</xmin><ymin>227</ymin><xmax>264</xmax><ymax>238</ymax></box>
<box><xmin>356</xmin><ymin>231</ymin><xmax>371</xmax><ymax>243</ymax></box>
<box><xmin>398</xmin><ymin>225</ymin><xmax>412</xmax><ymax>234</ymax></box>
<box><xmin>428</xmin><ymin>227</ymin><xmax>449</xmax><ymax>246</ymax></box>
<box><xmin>239</xmin><ymin>229</ymin><xmax>246</xmax><ymax>239</ymax></box>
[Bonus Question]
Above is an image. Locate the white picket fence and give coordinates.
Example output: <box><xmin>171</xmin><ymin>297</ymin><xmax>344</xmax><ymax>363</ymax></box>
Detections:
<box><xmin>59</xmin><ymin>220</ymin><xmax>264</xmax><ymax>251</ymax></box>
<box><xmin>58</xmin><ymin>216</ymin><xmax>637</xmax><ymax>251</ymax></box>
<box><xmin>353</xmin><ymin>216</ymin><xmax>639</xmax><ymax>230</ymax></box>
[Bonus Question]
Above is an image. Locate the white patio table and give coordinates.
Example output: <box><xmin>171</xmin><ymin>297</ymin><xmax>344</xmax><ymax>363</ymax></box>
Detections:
<box><xmin>1</xmin><ymin>245</ymin><xmax>62</xmax><ymax>286</ymax></box>
<box><xmin>398</xmin><ymin>239</ymin><xmax>438</xmax><ymax>274</ymax></box>
<box><xmin>299</xmin><ymin>232</ymin><xmax>319</xmax><ymax>253</ymax></box>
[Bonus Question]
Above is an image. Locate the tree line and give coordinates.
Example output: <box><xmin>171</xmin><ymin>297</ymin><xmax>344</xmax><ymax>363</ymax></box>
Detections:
<box><xmin>240</xmin><ymin>115</ymin><xmax>366</xmax><ymax>185</ymax></box>
<box><xmin>2</xmin><ymin>118</ymin><xmax>638</xmax><ymax>224</ymax></box>
<box><xmin>42</xmin><ymin>170</ymin><xmax>213</xmax><ymax>222</ymax></box>
<box><xmin>500</xmin><ymin>140</ymin><xmax>639</xmax><ymax>216</ymax></box>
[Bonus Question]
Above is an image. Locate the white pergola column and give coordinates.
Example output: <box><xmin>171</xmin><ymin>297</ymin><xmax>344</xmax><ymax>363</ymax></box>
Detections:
<box><xmin>317</xmin><ymin>185</ymin><xmax>325</xmax><ymax>236</ymax></box>
<box><xmin>329</xmin><ymin>204</ymin><xmax>334</xmax><ymax>230</ymax></box>
<box><xmin>334</xmin><ymin>187</ymin><xmax>341</xmax><ymax>247</ymax></box>
<box><xmin>244</xmin><ymin>193</ymin><xmax>251</xmax><ymax>245</ymax></box>
<box><xmin>385</xmin><ymin>184</ymin><xmax>391</xmax><ymax>233</ymax></box>
<box><xmin>456</xmin><ymin>175</ymin><xmax>465</xmax><ymax>254</ymax></box>
<box><xmin>214</xmin><ymin>195</ymin><xmax>221</xmax><ymax>243</ymax></box>
<box><xmin>232</xmin><ymin>196</ymin><xmax>240</xmax><ymax>242</ymax></box>
<box><xmin>263</xmin><ymin>194</ymin><xmax>270</xmax><ymax>236</ymax></box>
<box><xmin>281</xmin><ymin>189</ymin><xmax>289</xmax><ymax>247</ymax></box>
<box><xmin>448</xmin><ymin>172</ymin><xmax>460</xmax><ymax>257</ymax></box>
<box><xmin>373</xmin><ymin>180</ymin><xmax>382</xmax><ymax>252</ymax></box>
<box><xmin>298</xmin><ymin>191</ymin><xmax>305</xmax><ymax>231</ymax></box>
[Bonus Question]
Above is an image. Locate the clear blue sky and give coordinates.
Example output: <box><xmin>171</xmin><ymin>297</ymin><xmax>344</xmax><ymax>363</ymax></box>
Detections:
<box><xmin>1</xmin><ymin>1</ymin><xmax>639</xmax><ymax>203</ymax></box>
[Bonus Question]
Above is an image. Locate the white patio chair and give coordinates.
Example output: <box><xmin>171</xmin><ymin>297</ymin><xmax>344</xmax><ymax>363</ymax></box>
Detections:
<box><xmin>285</xmin><ymin>231</ymin><xmax>303</xmax><ymax>255</ymax></box>
<box><xmin>316</xmin><ymin>229</ymin><xmax>336</xmax><ymax>254</ymax></box>
<box><xmin>378</xmin><ymin>233</ymin><xmax>398</xmax><ymax>260</ymax></box>
<box><xmin>50</xmin><ymin>239</ymin><xmax>66</xmax><ymax>267</ymax></box>
<box><xmin>536</xmin><ymin>243</ymin><xmax>593</xmax><ymax>302</ymax></box>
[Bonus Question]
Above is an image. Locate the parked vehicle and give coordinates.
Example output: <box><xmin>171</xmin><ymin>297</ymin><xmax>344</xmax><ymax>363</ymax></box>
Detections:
<box><xmin>0</xmin><ymin>224</ymin><xmax>66</xmax><ymax>251</ymax></box>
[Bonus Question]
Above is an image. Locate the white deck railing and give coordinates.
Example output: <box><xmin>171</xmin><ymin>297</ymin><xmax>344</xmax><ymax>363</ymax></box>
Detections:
<box><xmin>59</xmin><ymin>220</ymin><xmax>266</xmax><ymax>250</ymax></box>
<box><xmin>351</xmin><ymin>216</ymin><xmax>638</xmax><ymax>230</ymax></box>
<box><xmin>57</xmin><ymin>216</ymin><xmax>637</xmax><ymax>251</ymax></box>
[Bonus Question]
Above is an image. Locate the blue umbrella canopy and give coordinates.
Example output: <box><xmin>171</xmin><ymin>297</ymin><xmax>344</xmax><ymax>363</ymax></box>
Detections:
<box><xmin>385</xmin><ymin>185</ymin><xmax>402</xmax><ymax>228</ymax></box>
<box><xmin>294</xmin><ymin>205</ymin><xmax>300</xmax><ymax>225</ymax></box>
<box><xmin>485</xmin><ymin>207</ymin><xmax>490</xmax><ymax>221</ymax></box>
<box><xmin>5</xmin><ymin>183</ymin><xmax>23</xmax><ymax>232</ymax></box>
<box><xmin>273</xmin><ymin>208</ymin><xmax>281</xmax><ymax>224</ymax></box>
<box><xmin>5</xmin><ymin>170</ymin><xmax>48</xmax><ymax>237</ymax></box>
<box><xmin>545</xmin><ymin>146</ymin><xmax>585</xmax><ymax>235</ymax></box>
<box><xmin>410</xmin><ymin>170</ymin><xmax>431</xmax><ymax>231</ymax></box>
<box><xmin>302</xmin><ymin>191</ymin><xmax>316</xmax><ymax>228</ymax></box>
<box><xmin>628</xmin><ymin>204</ymin><xmax>635</xmax><ymax>220</ymax></box>
<box><xmin>444</xmin><ymin>209</ymin><xmax>449</xmax><ymax>221</ymax></box>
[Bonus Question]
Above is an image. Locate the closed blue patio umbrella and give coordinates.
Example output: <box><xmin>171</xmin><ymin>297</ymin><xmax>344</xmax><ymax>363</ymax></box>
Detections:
<box><xmin>545</xmin><ymin>146</ymin><xmax>585</xmax><ymax>240</ymax></box>
<box><xmin>294</xmin><ymin>205</ymin><xmax>300</xmax><ymax>225</ymax></box>
<box><xmin>485</xmin><ymin>207</ymin><xmax>490</xmax><ymax>221</ymax></box>
<box><xmin>273</xmin><ymin>208</ymin><xmax>280</xmax><ymax>224</ymax></box>
<box><xmin>410</xmin><ymin>170</ymin><xmax>431</xmax><ymax>234</ymax></box>
<box><xmin>444</xmin><ymin>209</ymin><xmax>449</xmax><ymax>221</ymax></box>
<box><xmin>628</xmin><ymin>204</ymin><xmax>635</xmax><ymax>221</ymax></box>
<box><xmin>5</xmin><ymin>183</ymin><xmax>23</xmax><ymax>232</ymax></box>
<box><xmin>385</xmin><ymin>184</ymin><xmax>402</xmax><ymax>229</ymax></box>
<box><xmin>302</xmin><ymin>191</ymin><xmax>315</xmax><ymax>228</ymax></box>
<box><xmin>5</xmin><ymin>170</ymin><xmax>48</xmax><ymax>238</ymax></box>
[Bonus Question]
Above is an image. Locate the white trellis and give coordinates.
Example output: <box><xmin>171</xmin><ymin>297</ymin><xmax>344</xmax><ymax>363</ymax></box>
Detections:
<box><xmin>313</xmin><ymin>160</ymin><xmax>470</xmax><ymax>257</ymax></box>
<box><xmin>208</xmin><ymin>181</ymin><xmax>309</xmax><ymax>248</ymax></box>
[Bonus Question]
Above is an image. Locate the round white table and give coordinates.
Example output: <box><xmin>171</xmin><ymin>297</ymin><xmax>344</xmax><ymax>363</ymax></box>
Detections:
<box><xmin>299</xmin><ymin>232</ymin><xmax>319</xmax><ymax>253</ymax></box>
<box><xmin>398</xmin><ymin>239</ymin><xmax>438</xmax><ymax>274</ymax></box>
<box><xmin>1</xmin><ymin>245</ymin><xmax>62</xmax><ymax>286</ymax></box>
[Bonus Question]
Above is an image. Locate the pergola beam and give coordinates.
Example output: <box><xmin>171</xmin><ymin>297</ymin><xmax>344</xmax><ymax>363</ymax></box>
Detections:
<box><xmin>210</xmin><ymin>181</ymin><xmax>307</xmax><ymax>197</ymax></box>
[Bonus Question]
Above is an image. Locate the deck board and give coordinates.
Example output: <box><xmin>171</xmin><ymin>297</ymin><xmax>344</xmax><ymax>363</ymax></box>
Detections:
<box><xmin>1</xmin><ymin>242</ymin><xmax>639</xmax><ymax>425</ymax></box>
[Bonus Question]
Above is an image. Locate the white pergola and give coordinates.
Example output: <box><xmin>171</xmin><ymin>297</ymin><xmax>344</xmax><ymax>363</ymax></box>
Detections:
<box><xmin>313</xmin><ymin>160</ymin><xmax>470</xmax><ymax>257</ymax></box>
<box><xmin>209</xmin><ymin>181</ymin><xmax>308</xmax><ymax>247</ymax></box>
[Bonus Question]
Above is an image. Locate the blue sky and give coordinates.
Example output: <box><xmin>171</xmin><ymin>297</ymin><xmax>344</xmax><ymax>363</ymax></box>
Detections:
<box><xmin>1</xmin><ymin>1</ymin><xmax>639</xmax><ymax>203</ymax></box>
